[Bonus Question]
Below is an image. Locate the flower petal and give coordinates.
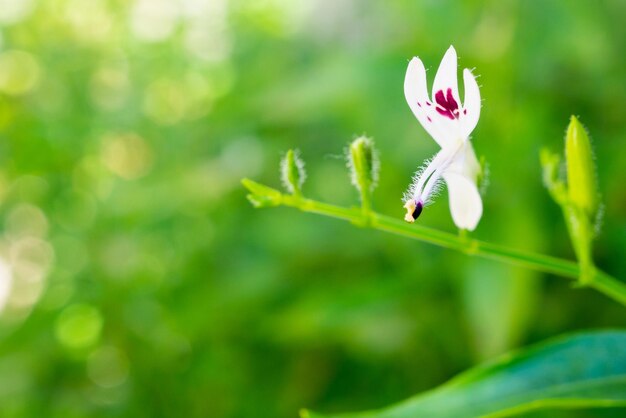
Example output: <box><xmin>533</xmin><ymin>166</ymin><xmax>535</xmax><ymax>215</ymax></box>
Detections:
<box><xmin>404</xmin><ymin>57</ymin><xmax>449</xmax><ymax>147</ymax></box>
<box><xmin>442</xmin><ymin>171</ymin><xmax>483</xmax><ymax>231</ymax></box>
<box><xmin>404</xmin><ymin>57</ymin><xmax>429</xmax><ymax>104</ymax></box>
<box><xmin>461</xmin><ymin>68</ymin><xmax>481</xmax><ymax>138</ymax></box>
<box><xmin>446</xmin><ymin>142</ymin><xmax>480</xmax><ymax>180</ymax></box>
<box><xmin>432</xmin><ymin>46</ymin><xmax>461</xmax><ymax>112</ymax></box>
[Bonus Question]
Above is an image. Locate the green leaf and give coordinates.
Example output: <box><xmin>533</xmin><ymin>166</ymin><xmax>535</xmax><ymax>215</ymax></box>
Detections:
<box><xmin>301</xmin><ymin>331</ymin><xmax>626</xmax><ymax>418</ymax></box>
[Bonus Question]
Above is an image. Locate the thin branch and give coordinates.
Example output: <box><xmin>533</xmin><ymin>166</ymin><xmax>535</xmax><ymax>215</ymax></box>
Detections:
<box><xmin>244</xmin><ymin>179</ymin><xmax>626</xmax><ymax>307</ymax></box>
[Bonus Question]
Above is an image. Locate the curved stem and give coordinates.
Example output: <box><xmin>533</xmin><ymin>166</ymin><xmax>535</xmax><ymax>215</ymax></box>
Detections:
<box><xmin>259</xmin><ymin>186</ymin><xmax>626</xmax><ymax>307</ymax></box>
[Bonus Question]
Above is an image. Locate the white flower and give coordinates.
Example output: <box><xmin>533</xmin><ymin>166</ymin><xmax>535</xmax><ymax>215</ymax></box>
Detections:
<box><xmin>403</xmin><ymin>46</ymin><xmax>483</xmax><ymax>231</ymax></box>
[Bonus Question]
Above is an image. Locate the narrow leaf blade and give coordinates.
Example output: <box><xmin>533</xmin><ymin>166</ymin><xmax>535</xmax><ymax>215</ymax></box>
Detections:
<box><xmin>303</xmin><ymin>331</ymin><xmax>626</xmax><ymax>418</ymax></box>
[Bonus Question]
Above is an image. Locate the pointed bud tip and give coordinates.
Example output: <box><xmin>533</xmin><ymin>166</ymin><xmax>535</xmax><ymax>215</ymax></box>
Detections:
<box><xmin>565</xmin><ymin>115</ymin><xmax>598</xmax><ymax>216</ymax></box>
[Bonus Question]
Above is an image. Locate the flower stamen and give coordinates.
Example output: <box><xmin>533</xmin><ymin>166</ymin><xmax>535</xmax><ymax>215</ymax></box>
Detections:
<box><xmin>404</xmin><ymin>199</ymin><xmax>423</xmax><ymax>222</ymax></box>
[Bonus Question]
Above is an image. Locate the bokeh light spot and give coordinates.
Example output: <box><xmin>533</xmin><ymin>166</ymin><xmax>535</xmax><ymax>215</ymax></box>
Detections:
<box><xmin>87</xmin><ymin>346</ymin><xmax>129</xmax><ymax>388</ymax></box>
<box><xmin>8</xmin><ymin>237</ymin><xmax>54</xmax><ymax>310</ymax></box>
<box><xmin>0</xmin><ymin>0</ymin><xmax>35</xmax><ymax>25</ymax></box>
<box><xmin>143</xmin><ymin>78</ymin><xmax>189</xmax><ymax>125</ymax></box>
<box><xmin>100</xmin><ymin>132</ymin><xmax>154</xmax><ymax>180</ymax></box>
<box><xmin>5</xmin><ymin>204</ymin><xmax>49</xmax><ymax>240</ymax></box>
<box><xmin>131</xmin><ymin>0</ymin><xmax>180</xmax><ymax>42</ymax></box>
<box><xmin>0</xmin><ymin>50</ymin><xmax>41</xmax><ymax>96</ymax></box>
<box><xmin>183</xmin><ymin>22</ymin><xmax>232</xmax><ymax>63</ymax></box>
<box><xmin>63</xmin><ymin>0</ymin><xmax>113</xmax><ymax>43</ymax></box>
<box><xmin>0</xmin><ymin>256</ymin><xmax>12</xmax><ymax>315</ymax></box>
<box><xmin>11</xmin><ymin>175</ymin><xmax>49</xmax><ymax>202</ymax></box>
<box><xmin>55</xmin><ymin>304</ymin><xmax>103</xmax><ymax>350</ymax></box>
<box><xmin>90</xmin><ymin>66</ymin><xmax>131</xmax><ymax>111</ymax></box>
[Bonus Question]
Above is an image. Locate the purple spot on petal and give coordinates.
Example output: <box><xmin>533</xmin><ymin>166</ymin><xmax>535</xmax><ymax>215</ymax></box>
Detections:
<box><xmin>434</xmin><ymin>88</ymin><xmax>460</xmax><ymax>120</ymax></box>
<box><xmin>446</xmin><ymin>88</ymin><xmax>459</xmax><ymax>112</ymax></box>
<box><xmin>435</xmin><ymin>90</ymin><xmax>446</xmax><ymax>106</ymax></box>
<box><xmin>426</xmin><ymin>101</ymin><xmax>431</xmax><ymax>106</ymax></box>
<box><xmin>417</xmin><ymin>101</ymin><xmax>421</xmax><ymax>107</ymax></box>
<box><xmin>427</xmin><ymin>116</ymin><xmax>432</xmax><ymax>122</ymax></box>
<box><xmin>463</xmin><ymin>109</ymin><xmax>467</xmax><ymax>115</ymax></box>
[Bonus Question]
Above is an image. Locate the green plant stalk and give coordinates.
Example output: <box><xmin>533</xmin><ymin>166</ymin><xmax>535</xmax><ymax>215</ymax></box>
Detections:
<box><xmin>540</xmin><ymin>148</ymin><xmax>596</xmax><ymax>287</ymax></box>
<box><xmin>562</xmin><ymin>204</ymin><xmax>595</xmax><ymax>286</ymax></box>
<box><xmin>244</xmin><ymin>179</ymin><xmax>626</xmax><ymax>307</ymax></box>
<box><xmin>359</xmin><ymin>188</ymin><xmax>372</xmax><ymax>222</ymax></box>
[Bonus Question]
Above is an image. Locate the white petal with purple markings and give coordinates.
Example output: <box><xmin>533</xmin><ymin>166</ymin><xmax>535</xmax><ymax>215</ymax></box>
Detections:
<box><xmin>403</xmin><ymin>46</ymin><xmax>484</xmax><ymax>231</ymax></box>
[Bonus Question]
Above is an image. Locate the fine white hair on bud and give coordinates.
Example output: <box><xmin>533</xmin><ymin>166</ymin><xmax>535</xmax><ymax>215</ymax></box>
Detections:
<box><xmin>280</xmin><ymin>149</ymin><xmax>306</xmax><ymax>195</ymax></box>
<box><xmin>593</xmin><ymin>203</ymin><xmax>604</xmax><ymax>237</ymax></box>
<box><xmin>347</xmin><ymin>136</ymin><xmax>379</xmax><ymax>195</ymax></box>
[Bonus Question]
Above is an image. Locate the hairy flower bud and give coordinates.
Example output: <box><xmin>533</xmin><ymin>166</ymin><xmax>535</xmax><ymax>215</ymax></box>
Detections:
<box><xmin>280</xmin><ymin>149</ymin><xmax>306</xmax><ymax>196</ymax></box>
<box><xmin>241</xmin><ymin>178</ymin><xmax>282</xmax><ymax>208</ymax></box>
<box><xmin>348</xmin><ymin>136</ymin><xmax>379</xmax><ymax>197</ymax></box>
<box><xmin>565</xmin><ymin>116</ymin><xmax>598</xmax><ymax>217</ymax></box>
<box><xmin>540</xmin><ymin>148</ymin><xmax>567</xmax><ymax>205</ymax></box>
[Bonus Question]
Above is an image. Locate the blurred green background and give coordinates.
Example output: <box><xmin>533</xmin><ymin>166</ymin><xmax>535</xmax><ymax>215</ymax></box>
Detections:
<box><xmin>0</xmin><ymin>0</ymin><xmax>625</xmax><ymax>417</ymax></box>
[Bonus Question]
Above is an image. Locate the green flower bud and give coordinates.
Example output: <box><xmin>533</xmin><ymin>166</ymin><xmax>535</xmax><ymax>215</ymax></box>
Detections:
<box><xmin>540</xmin><ymin>148</ymin><xmax>567</xmax><ymax>205</ymax></box>
<box><xmin>565</xmin><ymin>116</ymin><xmax>598</xmax><ymax>216</ymax></box>
<box><xmin>348</xmin><ymin>136</ymin><xmax>379</xmax><ymax>197</ymax></box>
<box><xmin>280</xmin><ymin>149</ymin><xmax>306</xmax><ymax>196</ymax></box>
<box><xmin>241</xmin><ymin>178</ymin><xmax>282</xmax><ymax>208</ymax></box>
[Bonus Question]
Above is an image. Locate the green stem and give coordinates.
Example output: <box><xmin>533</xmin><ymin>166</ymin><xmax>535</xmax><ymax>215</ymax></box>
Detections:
<box><xmin>593</xmin><ymin>271</ymin><xmax>626</xmax><ymax>306</ymax></box>
<box><xmin>269</xmin><ymin>186</ymin><xmax>626</xmax><ymax>306</ymax></box>
<box><xmin>561</xmin><ymin>204</ymin><xmax>595</xmax><ymax>285</ymax></box>
<box><xmin>359</xmin><ymin>190</ymin><xmax>372</xmax><ymax>227</ymax></box>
